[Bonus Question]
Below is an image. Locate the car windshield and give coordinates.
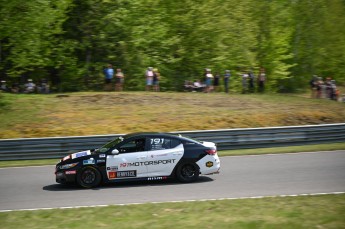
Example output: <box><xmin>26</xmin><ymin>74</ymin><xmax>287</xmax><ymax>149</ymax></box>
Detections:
<box><xmin>97</xmin><ymin>136</ymin><xmax>124</xmax><ymax>153</ymax></box>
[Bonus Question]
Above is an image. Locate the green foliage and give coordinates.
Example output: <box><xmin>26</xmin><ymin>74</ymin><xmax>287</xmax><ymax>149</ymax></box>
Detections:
<box><xmin>1</xmin><ymin>0</ymin><xmax>345</xmax><ymax>91</ymax></box>
<box><xmin>1</xmin><ymin>195</ymin><xmax>345</xmax><ymax>229</ymax></box>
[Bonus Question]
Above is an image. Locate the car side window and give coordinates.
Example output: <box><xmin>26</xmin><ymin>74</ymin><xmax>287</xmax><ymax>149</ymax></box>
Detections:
<box><xmin>148</xmin><ymin>137</ymin><xmax>181</xmax><ymax>151</ymax></box>
<box><xmin>118</xmin><ymin>138</ymin><xmax>146</xmax><ymax>153</ymax></box>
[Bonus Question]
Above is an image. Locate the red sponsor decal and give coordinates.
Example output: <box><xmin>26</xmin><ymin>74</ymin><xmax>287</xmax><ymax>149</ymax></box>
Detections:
<box><xmin>108</xmin><ymin>172</ymin><xmax>117</xmax><ymax>179</ymax></box>
<box><xmin>65</xmin><ymin>170</ymin><xmax>76</xmax><ymax>175</ymax></box>
<box><xmin>120</xmin><ymin>163</ymin><xmax>127</xmax><ymax>167</ymax></box>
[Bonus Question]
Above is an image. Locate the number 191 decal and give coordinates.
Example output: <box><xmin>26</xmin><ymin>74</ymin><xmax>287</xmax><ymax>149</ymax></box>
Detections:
<box><xmin>151</xmin><ymin>138</ymin><xmax>164</xmax><ymax>145</ymax></box>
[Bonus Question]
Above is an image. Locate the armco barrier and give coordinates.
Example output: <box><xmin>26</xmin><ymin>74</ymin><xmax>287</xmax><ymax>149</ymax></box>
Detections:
<box><xmin>0</xmin><ymin>123</ymin><xmax>344</xmax><ymax>160</ymax></box>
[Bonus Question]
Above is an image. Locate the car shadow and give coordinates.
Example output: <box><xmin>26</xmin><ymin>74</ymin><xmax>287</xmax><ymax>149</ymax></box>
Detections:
<box><xmin>43</xmin><ymin>176</ymin><xmax>214</xmax><ymax>191</ymax></box>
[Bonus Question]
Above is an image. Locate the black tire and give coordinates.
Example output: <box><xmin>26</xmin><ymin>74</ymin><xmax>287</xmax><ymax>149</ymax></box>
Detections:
<box><xmin>77</xmin><ymin>166</ymin><xmax>101</xmax><ymax>188</ymax></box>
<box><xmin>176</xmin><ymin>163</ymin><xmax>200</xmax><ymax>183</ymax></box>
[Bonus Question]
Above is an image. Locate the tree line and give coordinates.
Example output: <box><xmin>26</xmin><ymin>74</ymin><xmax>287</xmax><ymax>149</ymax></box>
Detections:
<box><xmin>1</xmin><ymin>0</ymin><xmax>345</xmax><ymax>92</ymax></box>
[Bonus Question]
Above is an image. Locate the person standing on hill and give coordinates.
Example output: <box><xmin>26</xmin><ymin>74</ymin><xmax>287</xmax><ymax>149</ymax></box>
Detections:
<box><xmin>204</xmin><ymin>68</ymin><xmax>214</xmax><ymax>93</ymax></box>
<box><xmin>241</xmin><ymin>71</ymin><xmax>248</xmax><ymax>94</ymax></box>
<box><xmin>153</xmin><ymin>68</ymin><xmax>160</xmax><ymax>92</ymax></box>
<box><xmin>145</xmin><ymin>67</ymin><xmax>154</xmax><ymax>91</ymax></box>
<box><xmin>309</xmin><ymin>75</ymin><xmax>318</xmax><ymax>98</ymax></box>
<box><xmin>258</xmin><ymin>68</ymin><xmax>266</xmax><ymax>92</ymax></box>
<box><xmin>213</xmin><ymin>72</ymin><xmax>220</xmax><ymax>92</ymax></box>
<box><xmin>248</xmin><ymin>70</ymin><xmax>255</xmax><ymax>93</ymax></box>
<box><xmin>115</xmin><ymin>68</ymin><xmax>125</xmax><ymax>91</ymax></box>
<box><xmin>104</xmin><ymin>64</ymin><xmax>114</xmax><ymax>91</ymax></box>
<box><xmin>224</xmin><ymin>70</ymin><xmax>231</xmax><ymax>93</ymax></box>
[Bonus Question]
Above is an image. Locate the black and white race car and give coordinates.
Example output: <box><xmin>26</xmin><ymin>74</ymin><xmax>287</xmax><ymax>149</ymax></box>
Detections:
<box><xmin>55</xmin><ymin>132</ymin><xmax>220</xmax><ymax>188</ymax></box>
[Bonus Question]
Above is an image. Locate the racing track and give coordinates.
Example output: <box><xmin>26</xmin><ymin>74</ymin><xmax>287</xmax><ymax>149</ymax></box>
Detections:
<box><xmin>1</xmin><ymin>150</ymin><xmax>345</xmax><ymax>212</ymax></box>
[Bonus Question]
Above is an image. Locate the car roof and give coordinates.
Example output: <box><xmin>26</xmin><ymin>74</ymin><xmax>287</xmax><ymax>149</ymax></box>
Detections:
<box><xmin>122</xmin><ymin>132</ymin><xmax>202</xmax><ymax>145</ymax></box>
<box><xmin>123</xmin><ymin>132</ymin><xmax>180</xmax><ymax>139</ymax></box>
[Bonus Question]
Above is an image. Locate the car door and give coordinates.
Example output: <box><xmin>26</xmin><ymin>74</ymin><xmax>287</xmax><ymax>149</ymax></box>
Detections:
<box><xmin>146</xmin><ymin>137</ymin><xmax>184</xmax><ymax>177</ymax></box>
<box><xmin>106</xmin><ymin>137</ymin><xmax>148</xmax><ymax>180</ymax></box>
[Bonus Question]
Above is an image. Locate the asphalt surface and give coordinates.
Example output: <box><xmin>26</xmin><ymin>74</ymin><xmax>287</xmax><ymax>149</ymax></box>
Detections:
<box><xmin>1</xmin><ymin>151</ymin><xmax>345</xmax><ymax>211</ymax></box>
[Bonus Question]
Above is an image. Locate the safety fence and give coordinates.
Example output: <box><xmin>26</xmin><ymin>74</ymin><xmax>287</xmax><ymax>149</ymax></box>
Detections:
<box><xmin>0</xmin><ymin>123</ymin><xmax>344</xmax><ymax>160</ymax></box>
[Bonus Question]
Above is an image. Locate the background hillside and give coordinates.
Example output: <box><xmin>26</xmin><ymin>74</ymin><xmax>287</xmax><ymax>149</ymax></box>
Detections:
<box><xmin>1</xmin><ymin>92</ymin><xmax>344</xmax><ymax>139</ymax></box>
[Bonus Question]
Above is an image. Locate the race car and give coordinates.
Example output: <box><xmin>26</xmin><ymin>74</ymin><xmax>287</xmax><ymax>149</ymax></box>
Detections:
<box><xmin>55</xmin><ymin>132</ymin><xmax>220</xmax><ymax>188</ymax></box>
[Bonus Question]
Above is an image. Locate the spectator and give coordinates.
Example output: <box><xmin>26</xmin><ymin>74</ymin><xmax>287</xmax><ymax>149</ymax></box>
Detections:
<box><xmin>193</xmin><ymin>80</ymin><xmax>205</xmax><ymax>92</ymax></box>
<box><xmin>0</xmin><ymin>80</ymin><xmax>10</xmax><ymax>92</ymax></box>
<box><xmin>24</xmin><ymin>79</ymin><xmax>36</xmax><ymax>93</ymax></box>
<box><xmin>213</xmin><ymin>72</ymin><xmax>220</xmax><ymax>92</ymax></box>
<box><xmin>153</xmin><ymin>68</ymin><xmax>160</xmax><ymax>92</ymax></box>
<box><xmin>330</xmin><ymin>80</ymin><xmax>338</xmax><ymax>101</ymax></box>
<box><xmin>224</xmin><ymin>70</ymin><xmax>231</xmax><ymax>93</ymax></box>
<box><xmin>316</xmin><ymin>77</ymin><xmax>324</xmax><ymax>99</ymax></box>
<box><xmin>241</xmin><ymin>71</ymin><xmax>248</xmax><ymax>94</ymax></box>
<box><xmin>37</xmin><ymin>78</ymin><xmax>50</xmax><ymax>94</ymax></box>
<box><xmin>257</xmin><ymin>68</ymin><xmax>266</xmax><ymax>92</ymax></box>
<box><xmin>325</xmin><ymin>77</ymin><xmax>332</xmax><ymax>99</ymax></box>
<box><xmin>115</xmin><ymin>68</ymin><xmax>125</xmax><ymax>91</ymax></box>
<box><xmin>248</xmin><ymin>70</ymin><xmax>255</xmax><ymax>93</ymax></box>
<box><xmin>104</xmin><ymin>64</ymin><xmax>114</xmax><ymax>91</ymax></box>
<box><xmin>309</xmin><ymin>75</ymin><xmax>318</xmax><ymax>98</ymax></box>
<box><xmin>204</xmin><ymin>68</ymin><xmax>213</xmax><ymax>93</ymax></box>
<box><xmin>145</xmin><ymin>67</ymin><xmax>154</xmax><ymax>91</ymax></box>
<box><xmin>11</xmin><ymin>83</ymin><xmax>20</xmax><ymax>93</ymax></box>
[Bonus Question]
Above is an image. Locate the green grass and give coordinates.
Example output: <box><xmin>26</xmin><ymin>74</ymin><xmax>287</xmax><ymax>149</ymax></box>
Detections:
<box><xmin>1</xmin><ymin>92</ymin><xmax>344</xmax><ymax>139</ymax></box>
<box><xmin>1</xmin><ymin>194</ymin><xmax>345</xmax><ymax>229</ymax></box>
<box><xmin>0</xmin><ymin>159</ymin><xmax>58</xmax><ymax>168</ymax></box>
<box><xmin>1</xmin><ymin>142</ymin><xmax>344</xmax><ymax>168</ymax></box>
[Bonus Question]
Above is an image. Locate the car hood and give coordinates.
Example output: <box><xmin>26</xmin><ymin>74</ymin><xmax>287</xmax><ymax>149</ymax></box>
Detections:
<box><xmin>61</xmin><ymin>150</ymin><xmax>92</xmax><ymax>162</ymax></box>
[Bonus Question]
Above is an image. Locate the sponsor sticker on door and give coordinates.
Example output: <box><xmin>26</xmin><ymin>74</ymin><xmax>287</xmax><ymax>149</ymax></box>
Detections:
<box><xmin>108</xmin><ymin>170</ymin><xmax>137</xmax><ymax>179</ymax></box>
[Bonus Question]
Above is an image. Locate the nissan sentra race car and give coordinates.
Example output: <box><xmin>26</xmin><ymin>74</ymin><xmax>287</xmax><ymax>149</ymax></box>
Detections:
<box><xmin>55</xmin><ymin>132</ymin><xmax>220</xmax><ymax>188</ymax></box>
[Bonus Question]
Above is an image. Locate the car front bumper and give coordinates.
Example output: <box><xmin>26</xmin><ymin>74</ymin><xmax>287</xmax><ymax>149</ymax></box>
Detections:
<box><xmin>55</xmin><ymin>170</ymin><xmax>77</xmax><ymax>184</ymax></box>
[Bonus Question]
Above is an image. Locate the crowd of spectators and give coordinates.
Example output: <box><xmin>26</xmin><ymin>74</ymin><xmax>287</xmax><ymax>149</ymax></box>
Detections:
<box><xmin>0</xmin><ymin>79</ymin><xmax>50</xmax><ymax>94</ymax></box>
<box><xmin>1</xmin><ymin>66</ymin><xmax>343</xmax><ymax>103</ymax></box>
<box><xmin>184</xmin><ymin>68</ymin><xmax>266</xmax><ymax>94</ymax></box>
<box><xmin>103</xmin><ymin>65</ymin><xmax>160</xmax><ymax>92</ymax></box>
<box><xmin>310</xmin><ymin>75</ymin><xmax>344</xmax><ymax>102</ymax></box>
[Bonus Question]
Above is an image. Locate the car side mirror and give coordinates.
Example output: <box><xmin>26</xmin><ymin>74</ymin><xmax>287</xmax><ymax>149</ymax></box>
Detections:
<box><xmin>111</xmin><ymin>149</ymin><xmax>119</xmax><ymax>155</ymax></box>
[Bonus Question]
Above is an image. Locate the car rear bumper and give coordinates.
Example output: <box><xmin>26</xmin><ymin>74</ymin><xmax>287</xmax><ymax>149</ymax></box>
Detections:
<box><xmin>197</xmin><ymin>154</ymin><xmax>221</xmax><ymax>175</ymax></box>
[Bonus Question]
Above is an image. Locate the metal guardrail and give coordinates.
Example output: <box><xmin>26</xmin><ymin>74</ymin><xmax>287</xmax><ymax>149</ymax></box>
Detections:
<box><xmin>0</xmin><ymin>123</ymin><xmax>344</xmax><ymax>161</ymax></box>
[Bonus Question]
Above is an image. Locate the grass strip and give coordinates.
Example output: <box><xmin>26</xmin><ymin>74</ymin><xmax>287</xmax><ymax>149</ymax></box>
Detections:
<box><xmin>0</xmin><ymin>142</ymin><xmax>344</xmax><ymax>168</ymax></box>
<box><xmin>1</xmin><ymin>194</ymin><xmax>345</xmax><ymax>228</ymax></box>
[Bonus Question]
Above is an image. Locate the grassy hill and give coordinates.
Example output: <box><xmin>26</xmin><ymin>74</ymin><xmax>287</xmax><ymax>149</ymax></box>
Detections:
<box><xmin>0</xmin><ymin>92</ymin><xmax>344</xmax><ymax>139</ymax></box>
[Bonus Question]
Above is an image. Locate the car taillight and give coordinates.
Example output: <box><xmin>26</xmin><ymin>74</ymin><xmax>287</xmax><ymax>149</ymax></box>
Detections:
<box><xmin>205</xmin><ymin>149</ymin><xmax>217</xmax><ymax>155</ymax></box>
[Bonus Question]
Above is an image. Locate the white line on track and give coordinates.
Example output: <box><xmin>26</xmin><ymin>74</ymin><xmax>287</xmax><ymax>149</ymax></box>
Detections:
<box><xmin>1</xmin><ymin>191</ymin><xmax>344</xmax><ymax>213</ymax></box>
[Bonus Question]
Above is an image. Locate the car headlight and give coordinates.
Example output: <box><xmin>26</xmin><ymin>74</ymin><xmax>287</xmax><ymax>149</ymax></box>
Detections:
<box><xmin>59</xmin><ymin>162</ymin><xmax>79</xmax><ymax>170</ymax></box>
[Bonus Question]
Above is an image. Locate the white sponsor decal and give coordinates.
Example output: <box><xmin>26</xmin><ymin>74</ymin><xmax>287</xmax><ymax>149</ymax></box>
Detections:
<box><xmin>83</xmin><ymin>158</ymin><xmax>95</xmax><ymax>165</ymax></box>
<box><xmin>71</xmin><ymin>150</ymin><xmax>91</xmax><ymax>159</ymax></box>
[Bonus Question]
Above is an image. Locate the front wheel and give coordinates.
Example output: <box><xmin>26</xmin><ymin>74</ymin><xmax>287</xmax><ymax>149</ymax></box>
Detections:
<box><xmin>77</xmin><ymin>166</ymin><xmax>101</xmax><ymax>188</ymax></box>
<box><xmin>176</xmin><ymin>163</ymin><xmax>200</xmax><ymax>183</ymax></box>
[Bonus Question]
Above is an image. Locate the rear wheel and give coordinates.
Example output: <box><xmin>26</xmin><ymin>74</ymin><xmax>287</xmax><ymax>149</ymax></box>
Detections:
<box><xmin>176</xmin><ymin>163</ymin><xmax>199</xmax><ymax>183</ymax></box>
<box><xmin>77</xmin><ymin>166</ymin><xmax>101</xmax><ymax>188</ymax></box>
